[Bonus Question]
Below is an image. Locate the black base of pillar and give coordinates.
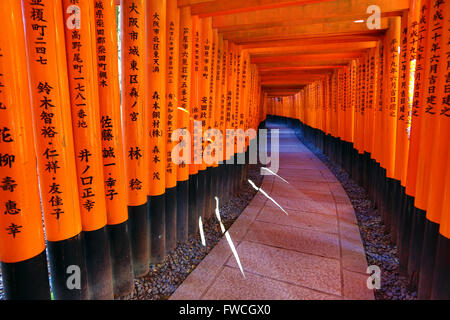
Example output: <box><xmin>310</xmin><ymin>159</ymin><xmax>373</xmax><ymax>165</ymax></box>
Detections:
<box><xmin>148</xmin><ymin>194</ymin><xmax>166</xmax><ymax>264</ymax></box>
<box><xmin>165</xmin><ymin>186</ymin><xmax>177</xmax><ymax>253</ymax></box>
<box><xmin>224</xmin><ymin>162</ymin><xmax>232</xmax><ymax>203</ymax></box>
<box><xmin>83</xmin><ymin>226</ymin><xmax>114</xmax><ymax>300</ymax></box>
<box><xmin>398</xmin><ymin>194</ymin><xmax>414</xmax><ymax>276</ymax></box>
<box><xmin>384</xmin><ymin>178</ymin><xmax>396</xmax><ymax>240</ymax></box>
<box><xmin>431</xmin><ymin>235</ymin><xmax>450</xmax><ymax>299</ymax></box>
<box><xmin>47</xmin><ymin>233</ymin><xmax>89</xmax><ymax>300</ymax></box>
<box><xmin>107</xmin><ymin>221</ymin><xmax>134</xmax><ymax>297</ymax></box>
<box><xmin>128</xmin><ymin>203</ymin><xmax>149</xmax><ymax>278</ymax></box>
<box><xmin>211</xmin><ymin>167</ymin><xmax>220</xmax><ymax>216</ymax></box>
<box><xmin>1</xmin><ymin>250</ymin><xmax>51</xmax><ymax>300</ymax></box>
<box><xmin>219</xmin><ymin>163</ymin><xmax>227</xmax><ymax>202</ymax></box>
<box><xmin>205</xmin><ymin>167</ymin><xmax>213</xmax><ymax>220</ymax></box>
<box><xmin>205</xmin><ymin>167</ymin><xmax>215</xmax><ymax>220</ymax></box>
<box><xmin>361</xmin><ymin>152</ymin><xmax>371</xmax><ymax>191</ymax></box>
<box><xmin>190</xmin><ymin>173</ymin><xmax>200</xmax><ymax>235</ymax></box>
<box><xmin>390</xmin><ymin>183</ymin><xmax>405</xmax><ymax>245</ymax></box>
<box><xmin>407</xmin><ymin>207</ymin><xmax>426</xmax><ymax>290</ymax></box>
<box><xmin>176</xmin><ymin>180</ymin><xmax>189</xmax><ymax>243</ymax></box>
<box><xmin>418</xmin><ymin>219</ymin><xmax>440</xmax><ymax>299</ymax></box>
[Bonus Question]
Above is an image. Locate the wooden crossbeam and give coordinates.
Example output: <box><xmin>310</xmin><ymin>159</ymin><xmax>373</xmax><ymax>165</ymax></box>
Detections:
<box><xmin>240</xmin><ymin>35</ymin><xmax>381</xmax><ymax>48</ymax></box>
<box><xmin>177</xmin><ymin>0</ymin><xmax>214</xmax><ymax>7</ymax></box>
<box><xmin>212</xmin><ymin>0</ymin><xmax>408</xmax><ymax>29</ymax></box>
<box><xmin>248</xmin><ymin>41</ymin><xmax>377</xmax><ymax>56</ymax></box>
<box><xmin>216</xmin><ymin>11</ymin><xmax>399</xmax><ymax>33</ymax></box>
<box><xmin>185</xmin><ymin>0</ymin><xmax>333</xmax><ymax>17</ymax></box>
<box><xmin>222</xmin><ymin>18</ymin><xmax>388</xmax><ymax>42</ymax></box>
<box><xmin>259</xmin><ymin>65</ymin><xmax>347</xmax><ymax>73</ymax></box>
<box><xmin>251</xmin><ymin>51</ymin><xmax>364</xmax><ymax>64</ymax></box>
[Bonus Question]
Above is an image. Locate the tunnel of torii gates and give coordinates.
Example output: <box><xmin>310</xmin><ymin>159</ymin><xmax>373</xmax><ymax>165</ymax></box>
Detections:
<box><xmin>0</xmin><ymin>0</ymin><xmax>449</xmax><ymax>301</ymax></box>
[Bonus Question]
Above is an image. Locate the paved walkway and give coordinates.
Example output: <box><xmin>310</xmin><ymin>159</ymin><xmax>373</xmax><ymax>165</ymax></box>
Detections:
<box><xmin>171</xmin><ymin>123</ymin><xmax>374</xmax><ymax>300</ymax></box>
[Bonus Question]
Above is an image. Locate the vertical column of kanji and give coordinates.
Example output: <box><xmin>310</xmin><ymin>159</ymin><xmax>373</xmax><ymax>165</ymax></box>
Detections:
<box><xmin>213</xmin><ymin>33</ymin><xmax>223</xmax><ymax>199</ymax></box>
<box><xmin>224</xmin><ymin>41</ymin><xmax>234</xmax><ymax>202</ymax></box>
<box><xmin>395</xmin><ymin>11</ymin><xmax>411</xmax><ymax>189</ymax></box>
<box><xmin>233</xmin><ymin>44</ymin><xmax>240</xmax><ymax>191</ymax></box>
<box><xmin>421</xmin><ymin>0</ymin><xmax>449</xmax><ymax>299</ymax></box>
<box><xmin>399</xmin><ymin>0</ymin><xmax>423</xmax><ymax>276</ymax></box>
<box><xmin>400</xmin><ymin>4</ymin><xmax>420</xmax><ymax>255</ymax></box>
<box><xmin>432</xmin><ymin>8</ymin><xmax>450</xmax><ymax>298</ymax></box>
<box><xmin>62</xmin><ymin>0</ymin><xmax>113</xmax><ymax>300</ymax></box>
<box><xmin>367</xmin><ymin>47</ymin><xmax>379</xmax><ymax>200</ymax></box>
<box><xmin>343</xmin><ymin>66</ymin><xmax>350</xmax><ymax>163</ymax></box>
<box><xmin>175</xmin><ymin>6</ymin><xmax>192</xmax><ymax>243</ymax></box>
<box><xmin>121</xmin><ymin>0</ymin><xmax>149</xmax><ymax>279</ymax></box>
<box><xmin>302</xmin><ymin>90</ymin><xmax>306</xmax><ymax>123</ymax></box>
<box><xmin>331</xmin><ymin>75</ymin><xmax>337</xmax><ymax>161</ymax></box>
<box><xmin>349</xmin><ymin>60</ymin><xmax>356</xmax><ymax>149</ymax></box>
<box><xmin>94</xmin><ymin>0</ymin><xmax>133</xmax><ymax>297</ymax></box>
<box><xmin>350</xmin><ymin>62</ymin><xmax>359</xmax><ymax>180</ymax></box>
<box><xmin>307</xmin><ymin>86</ymin><xmax>312</xmax><ymax>127</ymax></box>
<box><xmin>378</xmin><ymin>33</ymin><xmax>391</xmax><ymax>220</ymax></box>
<box><xmin>325</xmin><ymin>74</ymin><xmax>330</xmax><ymax>140</ymax></box>
<box><xmin>199</xmin><ymin>17</ymin><xmax>212</xmax><ymax>220</ymax></box>
<box><xmin>364</xmin><ymin>53</ymin><xmax>372</xmax><ymax>156</ymax></box>
<box><xmin>0</xmin><ymin>0</ymin><xmax>50</xmax><ymax>300</ymax></box>
<box><xmin>365</xmin><ymin>49</ymin><xmax>376</xmax><ymax>170</ymax></box>
<box><xmin>325</xmin><ymin>75</ymin><xmax>332</xmax><ymax>140</ymax></box>
<box><xmin>229</xmin><ymin>43</ymin><xmax>239</xmax><ymax>194</ymax></box>
<box><xmin>332</xmin><ymin>71</ymin><xmax>338</xmax><ymax>141</ymax></box>
<box><xmin>257</xmin><ymin>69</ymin><xmax>262</xmax><ymax>126</ymax></box>
<box><xmin>147</xmin><ymin>0</ymin><xmax>166</xmax><ymax>264</ymax></box>
<box><xmin>379</xmin><ymin>35</ymin><xmax>390</xmax><ymax>225</ymax></box>
<box><xmin>358</xmin><ymin>56</ymin><xmax>367</xmax><ymax>156</ymax></box>
<box><xmin>233</xmin><ymin>46</ymin><xmax>243</xmax><ymax>194</ymax></box>
<box><xmin>404</xmin><ymin>1</ymin><xmax>429</xmax><ymax>264</ymax></box>
<box><xmin>337</xmin><ymin>69</ymin><xmax>343</xmax><ymax>142</ymax></box>
<box><xmin>205</xmin><ymin>28</ymin><xmax>220</xmax><ymax>213</ymax></box>
<box><xmin>225</xmin><ymin>41</ymin><xmax>236</xmax><ymax>192</ymax></box>
<box><xmin>408</xmin><ymin>0</ymin><xmax>446</xmax><ymax>288</ymax></box>
<box><xmin>342</xmin><ymin>66</ymin><xmax>348</xmax><ymax>143</ymax></box>
<box><xmin>341</xmin><ymin>68</ymin><xmax>348</xmax><ymax>143</ymax></box>
<box><xmin>189</xmin><ymin>15</ymin><xmax>200</xmax><ymax>234</ymax></box>
<box><xmin>373</xmin><ymin>40</ymin><xmax>385</xmax><ymax>209</ymax></box>
<box><xmin>344</xmin><ymin>63</ymin><xmax>354</xmax><ymax>174</ymax></box>
<box><xmin>311</xmin><ymin>83</ymin><xmax>317</xmax><ymax>130</ymax></box>
<box><xmin>361</xmin><ymin>52</ymin><xmax>373</xmax><ymax>192</ymax></box>
<box><xmin>315</xmin><ymin>80</ymin><xmax>320</xmax><ymax>134</ymax></box>
<box><xmin>381</xmin><ymin>17</ymin><xmax>401</xmax><ymax>233</ymax></box>
<box><xmin>257</xmin><ymin>73</ymin><xmax>262</xmax><ymax>126</ymax></box>
<box><xmin>22</xmin><ymin>0</ymin><xmax>87</xmax><ymax>300</ymax></box>
<box><xmin>338</xmin><ymin>69</ymin><xmax>345</xmax><ymax>166</ymax></box>
<box><xmin>165</xmin><ymin>0</ymin><xmax>179</xmax><ymax>253</ymax></box>
<box><xmin>214</xmin><ymin>35</ymin><xmax>227</xmax><ymax>202</ymax></box>
<box><xmin>321</xmin><ymin>78</ymin><xmax>327</xmax><ymax>136</ymax></box>
<box><xmin>218</xmin><ymin>38</ymin><xmax>229</xmax><ymax>201</ymax></box>
<box><xmin>241</xmin><ymin>52</ymin><xmax>252</xmax><ymax>183</ymax></box>
<box><xmin>321</xmin><ymin>78</ymin><xmax>327</xmax><ymax>137</ymax></box>
<box><xmin>388</xmin><ymin>11</ymin><xmax>411</xmax><ymax>245</ymax></box>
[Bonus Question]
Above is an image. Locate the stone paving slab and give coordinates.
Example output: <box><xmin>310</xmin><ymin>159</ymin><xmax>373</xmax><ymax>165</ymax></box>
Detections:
<box><xmin>171</xmin><ymin>123</ymin><xmax>373</xmax><ymax>300</ymax></box>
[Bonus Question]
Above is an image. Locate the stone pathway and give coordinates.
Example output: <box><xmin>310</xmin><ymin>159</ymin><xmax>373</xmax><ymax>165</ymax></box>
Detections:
<box><xmin>171</xmin><ymin>123</ymin><xmax>374</xmax><ymax>300</ymax></box>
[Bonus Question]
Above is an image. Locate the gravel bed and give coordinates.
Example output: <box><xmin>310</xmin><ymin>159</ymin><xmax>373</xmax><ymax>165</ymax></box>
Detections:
<box><xmin>0</xmin><ymin>270</ymin><xmax>3</xmax><ymax>300</ymax></box>
<box><xmin>120</xmin><ymin>163</ymin><xmax>263</xmax><ymax>300</ymax></box>
<box><xmin>299</xmin><ymin>134</ymin><xmax>417</xmax><ymax>300</ymax></box>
